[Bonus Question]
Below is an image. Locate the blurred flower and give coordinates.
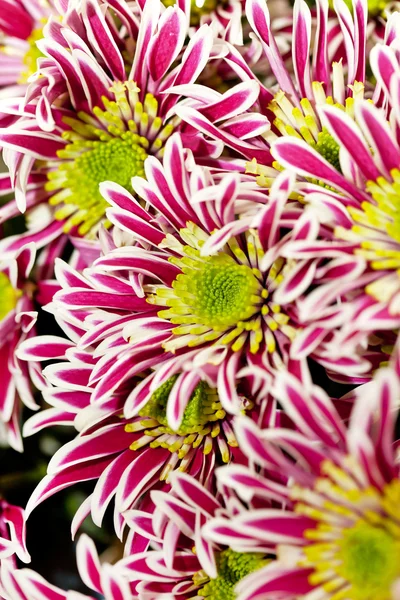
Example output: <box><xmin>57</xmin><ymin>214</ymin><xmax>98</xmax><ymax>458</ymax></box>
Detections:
<box><xmin>0</xmin><ymin>0</ymin><xmax>56</xmax><ymax>94</ymax></box>
<box><xmin>118</xmin><ymin>471</ymin><xmax>268</xmax><ymax>598</ymax></box>
<box><xmin>203</xmin><ymin>362</ymin><xmax>400</xmax><ymax>599</ymax></box>
<box><xmin>0</xmin><ymin>243</ymin><xmax>41</xmax><ymax>451</ymax></box>
<box><xmin>18</xmin><ymin>361</ymin><xmax>255</xmax><ymax>533</ymax></box>
<box><xmin>0</xmin><ymin>534</ymin><xmax>134</xmax><ymax>599</ymax></box>
<box><xmin>0</xmin><ymin>499</ymin><xmax>29</xmax><ymax>563</ymax></box>
<box><xmin>167</xmin><ymin>0</ymin><xmax>246</xmax><ymax>43</ymax></box>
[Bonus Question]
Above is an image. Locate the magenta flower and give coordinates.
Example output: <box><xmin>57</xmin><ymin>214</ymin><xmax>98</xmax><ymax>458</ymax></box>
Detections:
<box><xmin>174</xmin><ymin>0</ymin><xmax>385</xmax><ymax>174</ymax></box>
<box><xmin>0</xmin><ymin>534</ymin><xmax>135</xmax><ymax>600</ymax></box>
<box><xmin>12</xmin><ymin>135</ymin><xmax>307</xmax><ymax>533</ymax></box>
<box><xmin>0</xmin><ymin>243</ymin><xmax>42</xmax><ymax>451</ymax></box>
<box><xmin>24</xmin><ymin>138</ymin><xmax>303</xmax><ymax>417</ymax></box>
<box><xmin>116</xmin><ymin>470</ymin><xmax>268</xmax><ymax>598</ymax></box>
<box><xmin>19</xmin><ymin>361</ymin><xmax>253</xmax><ymax>533</ymax></box>
<box><xmin>202</xmin><ymin>362</ymin><xmax>400</xmax><ymax>599</ymax></box>
<box><xmin>0</xmin><ymin>499</ymin><xmax>30</xmax><ymax>564</ymax></box>
<box><xmin>240</xmin><ymin>0</ymin><xmax>400</xmax><ymax>200</ymax></box>
<box><xmin>0</xmin><ymin>0</ymin><xmax>56</xmax><ymax>94</ymax></box>
<box><xmin>263</xmin><ymin>41</ymin><xmax>400</xmax><ymax>369</ymax></box>
<box><xmin>0</xmin><ymin>0</ymin><xmax>267</xmax><ymax>254</ymax></box>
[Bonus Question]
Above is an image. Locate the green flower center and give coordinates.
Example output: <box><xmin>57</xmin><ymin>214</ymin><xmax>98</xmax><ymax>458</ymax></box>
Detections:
<box><xmin>138</xmin><ymin>375</ymin><xmax>225</xmax><ymax>437</ymax></box>
<box><xmin>314</xmin><ymin>128</ymin><xmax>341</xmax><ymax>172</ymax></box>
<box><xmin>126</xmin><ymin>374</ymin><xmax>242</xmax><ymax>467</ymax></box>
<box><xmin>195</xmin><ymin>549</ymin><xmax>267</xmax><ymax>600</ymax></box>
<box><xmin>19</xmin><ymin>25</ymin><xmax>45</xmax><ymax>83</ymax></box>
<box><xmin>156</xmin><ymin>250</ymin><xmax>263</xmax><ymax>332</ymax></box>
<box><xmin>336</xmin><ymin>522</ymin><xmax>400</xmax><ymax>599</ymax></box>
<box><xmin>295</xmin><ymin>463</ymin><xmax>400</xmax><ymax>600</ymax></box>
<box><xmin>48</xmin><ymin>131</ymin><xmax>147</xmax><ymax>235</ymax></box>
<box><xmin>0</xmin><ymin>272</ymin><xmax>21</xmax><ymax>320</ymax></box>
<box><xmin>45</xmin><ymin>82</ymin><xmax>173</xmax><ymax>236</ymax></box>
<box><xmin>147</xmin><ymin>225</ymin><xmax>295</xmax><ymax>354</ymax></box>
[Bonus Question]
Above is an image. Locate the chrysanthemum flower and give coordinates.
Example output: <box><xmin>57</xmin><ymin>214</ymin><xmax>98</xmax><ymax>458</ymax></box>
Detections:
<box><xmin>0</xmin><ymin>499</ymin><xmax>30</xmax><ymax>564</ymax></box>
<box><xmin>0</xmin><ymin>0</ymin><xmax>267</xmax><ymax>253</ymax></box>
<box><xmin>276</xmin><ymin>84</ymin><xmax>400</xmax><ymax>307</ymax></box>
<box><xmin>175</xmin><ymin>0</ymin><xmax>388</xmax><ymax>177</ymax></box>
<box><xmin>0</xmin><ymin>243</ymin><xmax>42</xmax><ymax>451</ymax></box>
<box><xmin>240</xmin><ymin>0</ymin><xmax>400</xmax><ymax>195</ymax></box>
<box><xmin>28</xmin><ymin>138</ymin><xmax>302</xmax><ymax>416</ymax></box>
<box><xmin>14</xmin><ymin>138</ymin><xmax>303</xmax><ymax>530</ymax></box>
<box><xmin>0</xmin><ymin>0</ymin><xmax>55</xmax><ymax>94</ymax></box>
<box><xmin>202</xmin><ymin>363</ymin><xmax>400</xmax><ymax>599</ymax></box>
<box><xmin>0</xmin><ymin>533</ymin><xmax>135</xmax><ymax>600</ymax></box>
<box><xmin>114</xmin><ymin>470</ymin><xmax>268</xmax><ymax>599</ymax></box>
<box><xmin>263</xmin><ymin>45</ymin><xmax>400</xmax><ymax>370</ymax></box>
<box><xmin>19</xmin><ymin>356</ymin><xmax>254</xmax><ymax>532</ymax></box>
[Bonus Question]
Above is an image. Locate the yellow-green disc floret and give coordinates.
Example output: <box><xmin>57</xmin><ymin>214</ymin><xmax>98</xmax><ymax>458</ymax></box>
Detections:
<box><xmin>196</xmin><ymin>549</ymin><xmax>267</xmax><ymax>600</ymax></box>
<box><xmin>336</xmin><ymin>522</ymin><xmax>400</xmax><ymax>599</ymax></box>
<box><xmin>297</xmin><ymin>466</ymin><xmax>400</xmax><ymax>600</ymax></box>
<box><xmin>147</xmin><ymin>225</ymin><xmax>295</xmax><ymax>355</ymax></box>
<box><xmin>314</xmin><ymin>128</ymin><xmax>341</xmax><ymax>172</ymax></box>
<box><xmin>47</xmin><ymin>131</ymin><xmax>147</xmax><ymax>235</ymax></box>
<box><xmin>0</xmin><ymin>272</ymin><xmax>21</xmax><ymax>320</ymax></box>
<box><xmin>157</xmin><ymin>252</ymin><xmax>263</xmax><ymax>332</ymax></box>
<box><xmin>45</xmin><ymin>82</ymin><xmax>174</xmax><ymax>236</ymax></box>
<box><xmin>139</xmin><ymin>375</ymin><xmax>225</xmax><ymax>436</ymax></box>
<box><xmin>335</xmin><ymin>168</ymin><xmax>400</xmax><ymax>305</ymax></box>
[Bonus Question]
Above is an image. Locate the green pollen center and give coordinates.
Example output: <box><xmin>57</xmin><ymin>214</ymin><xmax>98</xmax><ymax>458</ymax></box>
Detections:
<box><xmin>299</xmin><ymin>468</ymin><xmax>400</xmax><ymax>600</ymax></box>
<box><xmin>47</xmin><ymin>131</ymin><xmax>147</xmax><ymax>235</ymax></box>
<box><xmin>314</xmin><ymin>128</ymin><xmax>341</xmax><ymax>172</ymax></box>
<box><xmin>45</xmin><ymin>82</ymin><xmax>173</xmax><ymax>237</ymax></box>
<box><xmin>159</xmin><ymin>252</ymin><xmax>263</xmax><ymax>332</ymax></box>
<box><xmin>337</xmin><ymin>521</ymin><xmax>400</xmax><ymax>599</ymax></box>
<box><xmin>196</xmin><ymin>549</ymin><xmax>267</xmax><ymax>600</ymax></box>
<box><xmin>20</xmin><ymin>25</ymin><xmax>45</xmax><ymax>83</ymax></box>
<box><xmin>0</xmin><ymin>272</ymin><xmax>21</xmax><ymax>320</ymax></box>
<box><xmin>139</xmin><ymin>375</ymin><xmax>225</xmax><ymax>436</ymax></box>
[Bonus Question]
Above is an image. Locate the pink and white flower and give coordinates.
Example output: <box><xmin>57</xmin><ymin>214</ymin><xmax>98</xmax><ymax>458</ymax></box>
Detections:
<box><xmin>114</xmin><ymin>471</ymin><xmax>269</xmax><ymax>598</ymax></box>
<box><xmin>19</xmin><ymin>362</ymin><xmax>256</xmax><ymax>536</ymax></box>
<box><xmin>23</xmin><ymin>137</ymin><xmax>304</xmax><ymax>416</ymax></box>
<box><xmin>12</xmin><ymin>136</ymin><xmax>309</xmax><ymax>535</ymax></box>
<box><xmin>0</xmin><ymin>499</ymin><xmax>30</xmax><ymax>564</ymax></box>
<box><xmin>175</xmin><ymin>0</ymin><xmax>390</xmax><ymax>173</ymax></box>
<box><xmin>0</xmin><ymin>242</ymin><xmax>41</xmax><ymax>451</ymax></box>
<box><xmin>264</xmin><ymin>41</ymin><xmax>400</xmax><ymax>370</ymax></box>
<box><xmin>0</xmin><ymin>0</ymin><xmax>56</xmax><ymax>97</ymax></box>
<box><xmin>0</xmin><ymin>533</ymin><xmax>135</xmax><ymax>600</ymax></box>
<box><xmin>202</xmin><ymin>358</ymin><xmax>400</xmax><ymax>599</ymax></box>
<box><xmin>0</xmin><ymin>0</ymin><xmax>268</xmax><ymax>254</ymax></box>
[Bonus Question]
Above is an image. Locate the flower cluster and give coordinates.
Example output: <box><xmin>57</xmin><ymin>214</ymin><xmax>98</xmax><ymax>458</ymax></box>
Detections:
<box><xmin>1</xmin><ymin>0</ymin><xmax>400</xmax><ymax>597</ymax></box>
